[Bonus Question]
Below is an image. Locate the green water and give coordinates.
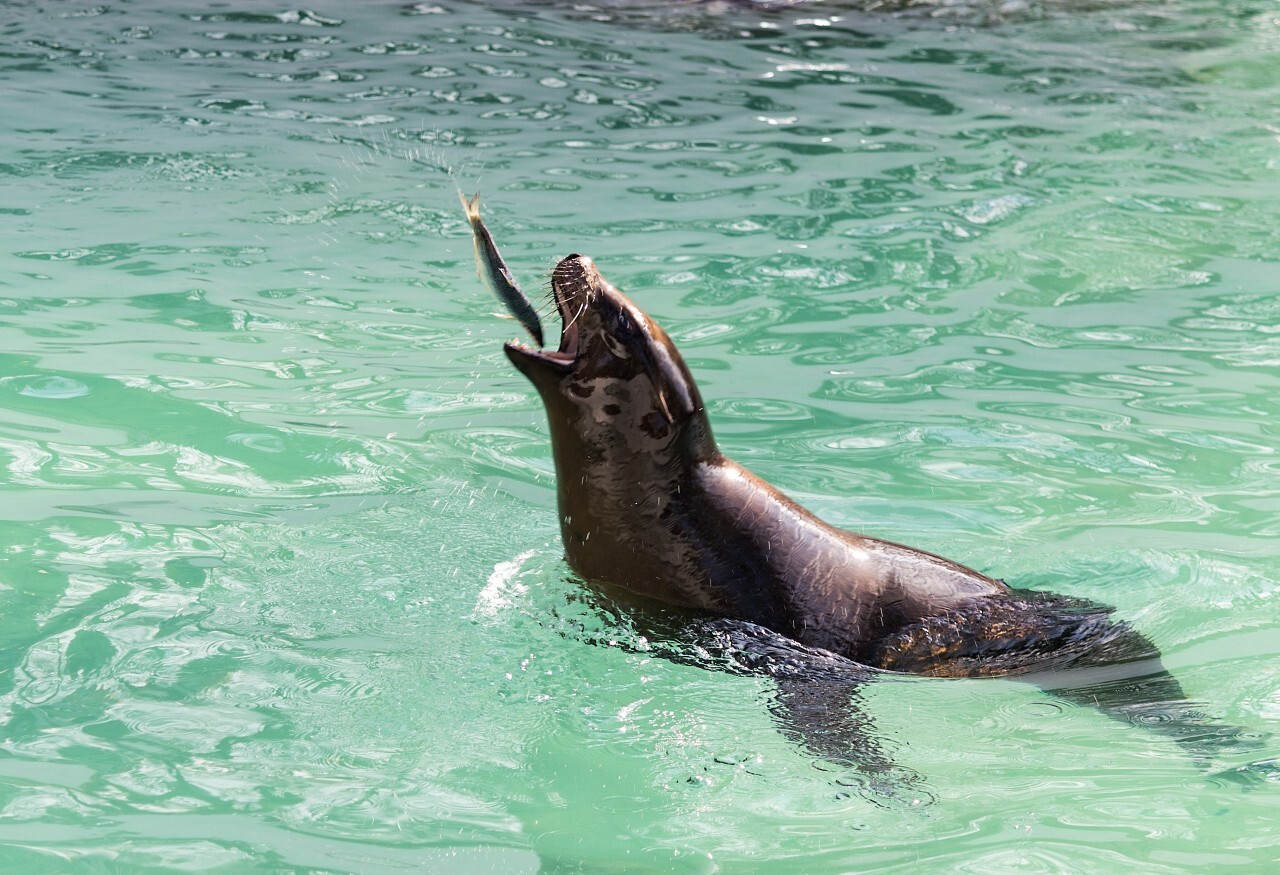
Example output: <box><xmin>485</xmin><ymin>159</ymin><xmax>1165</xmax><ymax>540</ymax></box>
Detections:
<box><xmin>2</xmin><ymin>0</ymin><xmax>1278</xmax><ymax>871</ymax></box>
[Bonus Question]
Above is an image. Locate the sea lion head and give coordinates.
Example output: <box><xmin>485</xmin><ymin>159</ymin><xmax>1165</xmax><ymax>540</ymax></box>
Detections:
<box><xmin>504</xmin><ymin>253</ymin><xmax>717</xmax><ymax>466</ymax></box>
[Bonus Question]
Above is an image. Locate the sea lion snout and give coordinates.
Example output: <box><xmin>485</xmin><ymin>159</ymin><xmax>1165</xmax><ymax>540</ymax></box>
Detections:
<box><xmin>551</xmin><ymin>253</ymin><xmax>598</xmax><ymax>306</ymax></box>
<box><xmin>506</xmin><ymin>253</ymin><xmax>625</xmax><ymax>382</ymax></box>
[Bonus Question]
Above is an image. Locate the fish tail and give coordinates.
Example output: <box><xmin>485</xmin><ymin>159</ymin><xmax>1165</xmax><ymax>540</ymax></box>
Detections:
<box><xmin>458</xmin><ymin>189</ymin><xmax>481</xmax><ymax>222</ymax></box>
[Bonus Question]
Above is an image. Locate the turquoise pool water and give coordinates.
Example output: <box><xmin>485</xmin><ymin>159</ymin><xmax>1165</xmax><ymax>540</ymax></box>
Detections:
<box><xmin>1</xmin><ymin>1</ymin><xmax>1278</xmax><ymax>871</ymax></box>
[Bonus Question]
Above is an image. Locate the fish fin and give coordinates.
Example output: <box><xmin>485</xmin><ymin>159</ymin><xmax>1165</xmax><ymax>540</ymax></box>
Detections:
<box><xmin>458</xmin><ymin>189</ymin><xmax>481</xmax><ymax>221</ymax></box>
<box><xmin>496</xmin><ymin>264</ymin><xmax>522</xmax><ymax>289</ymax></box>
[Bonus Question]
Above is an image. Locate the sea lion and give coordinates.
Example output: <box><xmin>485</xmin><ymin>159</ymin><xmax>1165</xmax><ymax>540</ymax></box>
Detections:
<box><xmin>501</xmin><ymin>252</ymin><xmax>1263</xmax><ymax>787</ymax></box>
<box><xmin>507</xmin><ymin>254</ymin><xmax>1151</xmax><ymax>676</ymax></box>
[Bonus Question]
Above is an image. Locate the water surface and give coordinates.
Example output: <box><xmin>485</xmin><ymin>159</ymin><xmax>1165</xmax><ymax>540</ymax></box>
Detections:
<box><xmin>1</xmin><ymin>1</ymin><xmax>1278</xmax><ymax>871</ymax></box>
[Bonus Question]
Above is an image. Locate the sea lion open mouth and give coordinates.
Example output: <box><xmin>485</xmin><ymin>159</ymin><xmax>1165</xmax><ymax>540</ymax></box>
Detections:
<box><xmin>502</xmin><ymin>253</ymin><xmax>593</xmax><ymax>375</ymax></box>
<box><xmin>504</xmin><ymin>253</ymin><xmax>702</xmax><ymax>432</ymax></box>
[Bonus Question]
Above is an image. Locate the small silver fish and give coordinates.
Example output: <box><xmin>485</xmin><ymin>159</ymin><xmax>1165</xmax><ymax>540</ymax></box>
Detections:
<box><xmin>459</xmin><ymin>191</ymin><xmax>544</xmax><ymax>347</ymax></box>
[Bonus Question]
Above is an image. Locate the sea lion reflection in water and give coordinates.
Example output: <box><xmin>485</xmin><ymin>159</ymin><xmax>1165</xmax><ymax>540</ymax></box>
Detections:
<box><xmin>498</xmin><ymin>252</ymin><xmax>1260</xmax><ymax>797</ymax></box>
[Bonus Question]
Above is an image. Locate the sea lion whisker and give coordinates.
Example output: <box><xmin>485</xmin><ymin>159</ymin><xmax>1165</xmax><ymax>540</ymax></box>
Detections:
<box><xmin>534</xmin><ymin>296</ymin><xmax>559</xmax><ymax>318</ymax></box>
<box><xmin>560</xmin><ymin>292</ymin><xmax>591</xmax><ymax>336</ymax></box>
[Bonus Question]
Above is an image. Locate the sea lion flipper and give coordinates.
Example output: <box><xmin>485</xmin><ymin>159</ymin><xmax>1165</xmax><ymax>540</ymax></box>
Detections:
<box><xmin>1036</xmin><ymin>645</ymin><xmax>1271</xmax><ymax>765</ymax></box>
<box><xmin>769</xmin><ymin>674</ymin><xmax>934</xmax><ymax>807</ymax></box>
<box><xmin>692</xmin><ymin>618</ymin><xmax>934</xmax><ymax>805</ymax></box>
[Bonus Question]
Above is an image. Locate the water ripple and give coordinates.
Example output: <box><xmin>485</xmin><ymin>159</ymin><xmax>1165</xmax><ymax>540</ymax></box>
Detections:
<box><xmin>3</xmin><ymin>0</ymin><xmax>1280</xmax><ymax>870</ymax></box>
